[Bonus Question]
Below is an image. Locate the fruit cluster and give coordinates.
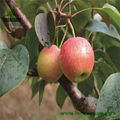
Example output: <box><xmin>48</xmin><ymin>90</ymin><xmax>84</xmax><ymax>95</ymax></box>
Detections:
<box><xmin>37</xmin><ymin>37</ymin><xmax>94</xmax><ymax>83</ymax></box>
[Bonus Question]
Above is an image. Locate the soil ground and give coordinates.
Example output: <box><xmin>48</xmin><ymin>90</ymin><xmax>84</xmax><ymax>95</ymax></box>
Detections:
<box><xmin>0</xmin><ymin>83</ymin><xmax>79</xmax><ymax>120</ymax></box>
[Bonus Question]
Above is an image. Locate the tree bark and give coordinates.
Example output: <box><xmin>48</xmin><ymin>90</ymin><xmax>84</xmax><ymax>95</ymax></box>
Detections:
<box><xmin>5</xmin><ymin>0</ymin><xmax>32</xmax><ymax>30</ymax></box>
<box><xmin>59</xmin><ymin>75</ymin><xmax>97</xmax><ymax>113</ymax></box>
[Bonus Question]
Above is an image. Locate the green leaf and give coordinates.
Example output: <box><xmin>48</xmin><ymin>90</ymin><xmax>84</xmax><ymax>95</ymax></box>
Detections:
<box><xmin>31</xmin><ymin>77</ymin><xmax>39</xmax><ymax>99</ymax></box>
<box><xmin>71</xmin><ymin>0</ymin><xmax>91</xmax><ymax>35</ymax></box>
<box><xmin>24</xmin><ymin>28</ymin><xmax>39</xmax><ymax>68</ymax></box>
<box><xmin>86</xmin><ymin>20</ymin><xmax>120</xmax><ymax>40</ymax></box>
<box><xmin>0</xmin><ymin>0</ymin><xmax>8</xmax><ymax>17</ymax></box>
<box><xmin>93</xmin><ymin>60</ymin><xmax>114</xmax><ymax>91</ymax></box>
<box><xmin>93</xmin><ymin>71</ymin><xmax>104</xmax><ymax>91</ymax></box>
<box><xmin>95</xmin><ymin>50</ymin><xmax>118</xmax><ymax>72</ymax></box>
<box><xmin>96</xmin><ymin>59</ymin><xmax>114</xmax><ymax>80</ymax></box>
<box><xmin>112</xmin><ymin>0</ymin><xmax>120</xmax><ymax>11</ymax></box>
<box><xmin>102</xmin><ymin>4</ymin><xmax>120</xmax><ymax>28</ymax></box>
<box><xmin>39</xmin><ymin>0</ymin><xmax>49</xmax><ymax>4</ymax></box>
<box><xmin>56</xmin><ymin>85</ymin><xmax>68</xmax><ymax>108</ymax></box>
<box><xmin>0</xmin><ymin>45</ymin><xmax>29</xmax><ymax>97</ymax></box>
<box><xmin>77</xmin><ymin>74</ymin><xmax>94</xmax><ymax>96</ymax></box>
<box><xmin>95</xmin><ymin>50</ymin><xmax>108</xmax><ymax>61</ymax></box>
<box><xmin>95</xmin><ymin>73</ymin><xmax>120</xmax><ymax>120</ymax></box>
<box><xmin>0</xmin><ymin>40</ymin><xmax>8</xmax><ymax>50</ymax></box>
<box><xmin>39</xmin><ymin>80</ymin><xmax>47</xmax><ymax>105</ymax></box>
<box><xmin>90</xmin><ymin>0</ymin><xmax>107</xmax><ymax>7</ymax></box>
<box><xmin>106</xmin><ymin>46</ymin><xmax>120</xmax><ymax>71</ymax></box>
<box><xmin>47</xmin><ymin>12</ymin><xmax>55</xmax><ymax>43</ymax></box>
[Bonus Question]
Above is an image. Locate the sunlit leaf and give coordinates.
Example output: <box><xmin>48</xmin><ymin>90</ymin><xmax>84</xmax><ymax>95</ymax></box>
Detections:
<box><xmin>102</xmin><ymin>4</ymin><xmax>120</xmax><ymax>28</ymax></box>
<box><xmin>86</xmin><ymin>20</ymin><xmax>120</xmax><ymax>40</ymax></box>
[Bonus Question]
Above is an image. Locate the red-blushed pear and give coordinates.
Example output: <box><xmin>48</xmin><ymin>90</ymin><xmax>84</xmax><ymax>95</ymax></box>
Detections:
<box><xmin>59</xmin><ymin>37</ymin><xmax>94</xmax><ymax>83</ymax></box>
<box><xmin>37</xmin><ymin>45</ymin><xmax>62</xmax><ymax>83</ymax></box>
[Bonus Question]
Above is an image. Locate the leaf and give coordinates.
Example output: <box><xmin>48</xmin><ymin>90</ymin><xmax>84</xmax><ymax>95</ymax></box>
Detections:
<box><xmin>86</xmin><ymin>20</ymin><xmax>120</xmax><ymax>40</ymax></box>
<box><xmin>31</xmin><ymin>77</ymin><xmax>39</xmax><ymax>99</ymax></box>
<box><xmin>0</xmin><ymin>45</ymin><xmax>29</xmax><ymax>97</ymax></box>
<box><xmin>35</xmin><ymin>13</ymin><xmax>52</xmax><ymax>47</ymax></box>
<box><xmin>95</xmin><ymin>50</ymin><xmax>118</xmax><ymax>72</ymax></box>
<box><xmin>31</xmin><ymin>78</ymin><xmax>47</xmax><ymax>102</ymax></box>
<box><xmin>106</xmin><ymin>46</ymin><xmax>120</xmax><ymax>71</ymax></box>
<box><xmin>93</xmin><ymin>60</ymin><xmax>114</xmax><ymax>91</ymax></box>
<box><xmin>24</xmin><ymin>28</ymin><xmax>39</xmax><ymax>68</ymax></box>
<box><xmin>39</xmin><ymin>80</ymin><xmax>47</xmax><ymax>105</ymax></box>
<box><xmin>90</xmin><ymin>0</ymin><xmax>107</xmax><ymax>7</ymax></box>
<box><xmin>71</xmin><ymin>0</ymin><xmax>91</xmax><ymax>35</ymax></box>
<box><xmin>96</xmin><ymin>59</ymin><xmax>114</xmax><ymax>80</ymax></box>
<box><xmin>102</xmin><ymin>3</ymin><xmax>120</xmax><ymax>28</ymax></box>
<box><xmin>93</xmin><ymin>70</ymin><xmax>104</xmax><ymax>91</ymax></box>
<box><xmin>56</xmin><ymin>85</ymin><xmax>68</xmax><ymax>108</ymax></box>
<box><xmin>77</xmin><ymin>74</ymin><xmax>94</xmax><ymax>96</ymax></box>
<box><xmin>103</xmin><ymin>3</ymin><xmax>119</xmax><ymax>13</ymax></box>
<box><xmin>113</xmin><ymin>0</ymin><xmax>120</xmax><ymax>11</ymax></box>
<box><xmin>39</xmin><ymin>0</ymin><xmax>49</xmax><ymax>4</ymax></box>
<box><xmin>47</xmin><ymin>12</ymin><xmax>55</xmax><ymax>43</ymax></box>
<box><xmin>95</xmin><ymin>73</ymin><xmax>120</xmax><ymax>120</ymax></box>
<box><xmin>0</xmin><ymin>40</ymin><xmax>8</xmax><ymax>50</ymax></box>
<box><xmin>0</xmin><ymin>0</ymin><xmax>8</xmax><ymax>17</ymax></box>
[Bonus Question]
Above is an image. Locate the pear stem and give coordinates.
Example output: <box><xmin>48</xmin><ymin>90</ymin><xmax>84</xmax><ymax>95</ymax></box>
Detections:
<box><xmin>54</xmin><ymin>0</ymin><xmax>57</xmax><ymax>7</ymax></box>
<box><xmin>67</xmin><ymin>19</ymin><xmax>75</xmax><ymax>38</ymax></box>
<box><xmin>61</xmin><ymin>0</ymin><xmax>73</xmax><ymax>12</ymax></box>
<box><xmin>72</xmin><ymin>8</ymin><xmax>101</xmax><ymax>18</ymax></box>
<box><xmin>59</xmin><ymin>26</ymin><xmax>68</xmax><ymax>48</ymax></box>
<box><xmin>56</xmin><ymin>31</ymin><xmax>59</xmax><ymax>47</ymax></box>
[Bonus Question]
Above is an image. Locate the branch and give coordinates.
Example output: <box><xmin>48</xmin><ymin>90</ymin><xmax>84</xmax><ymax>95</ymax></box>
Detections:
<box><xmin>1</xmin><ymin>16</ymin><xmax>26</xmax><ymax>39</ymax></box>
<box><xmin>5</xmin><ymin>0</ymin><xmax>32</xmax><ymax>30</ymax></box>
<box><xmin>58</xmin><ymin>75</ymin><xmax>97</xmax><ymax>113</ymax></box>
<box><xmin>27</xmin><ymin>66</ymin><xmax>39</xmax><ymax>77</ymax></box>
<box><xmin>28</xmin><ymin>69</ymin><xmax>97</xmax><ymax>113</ymax></box>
